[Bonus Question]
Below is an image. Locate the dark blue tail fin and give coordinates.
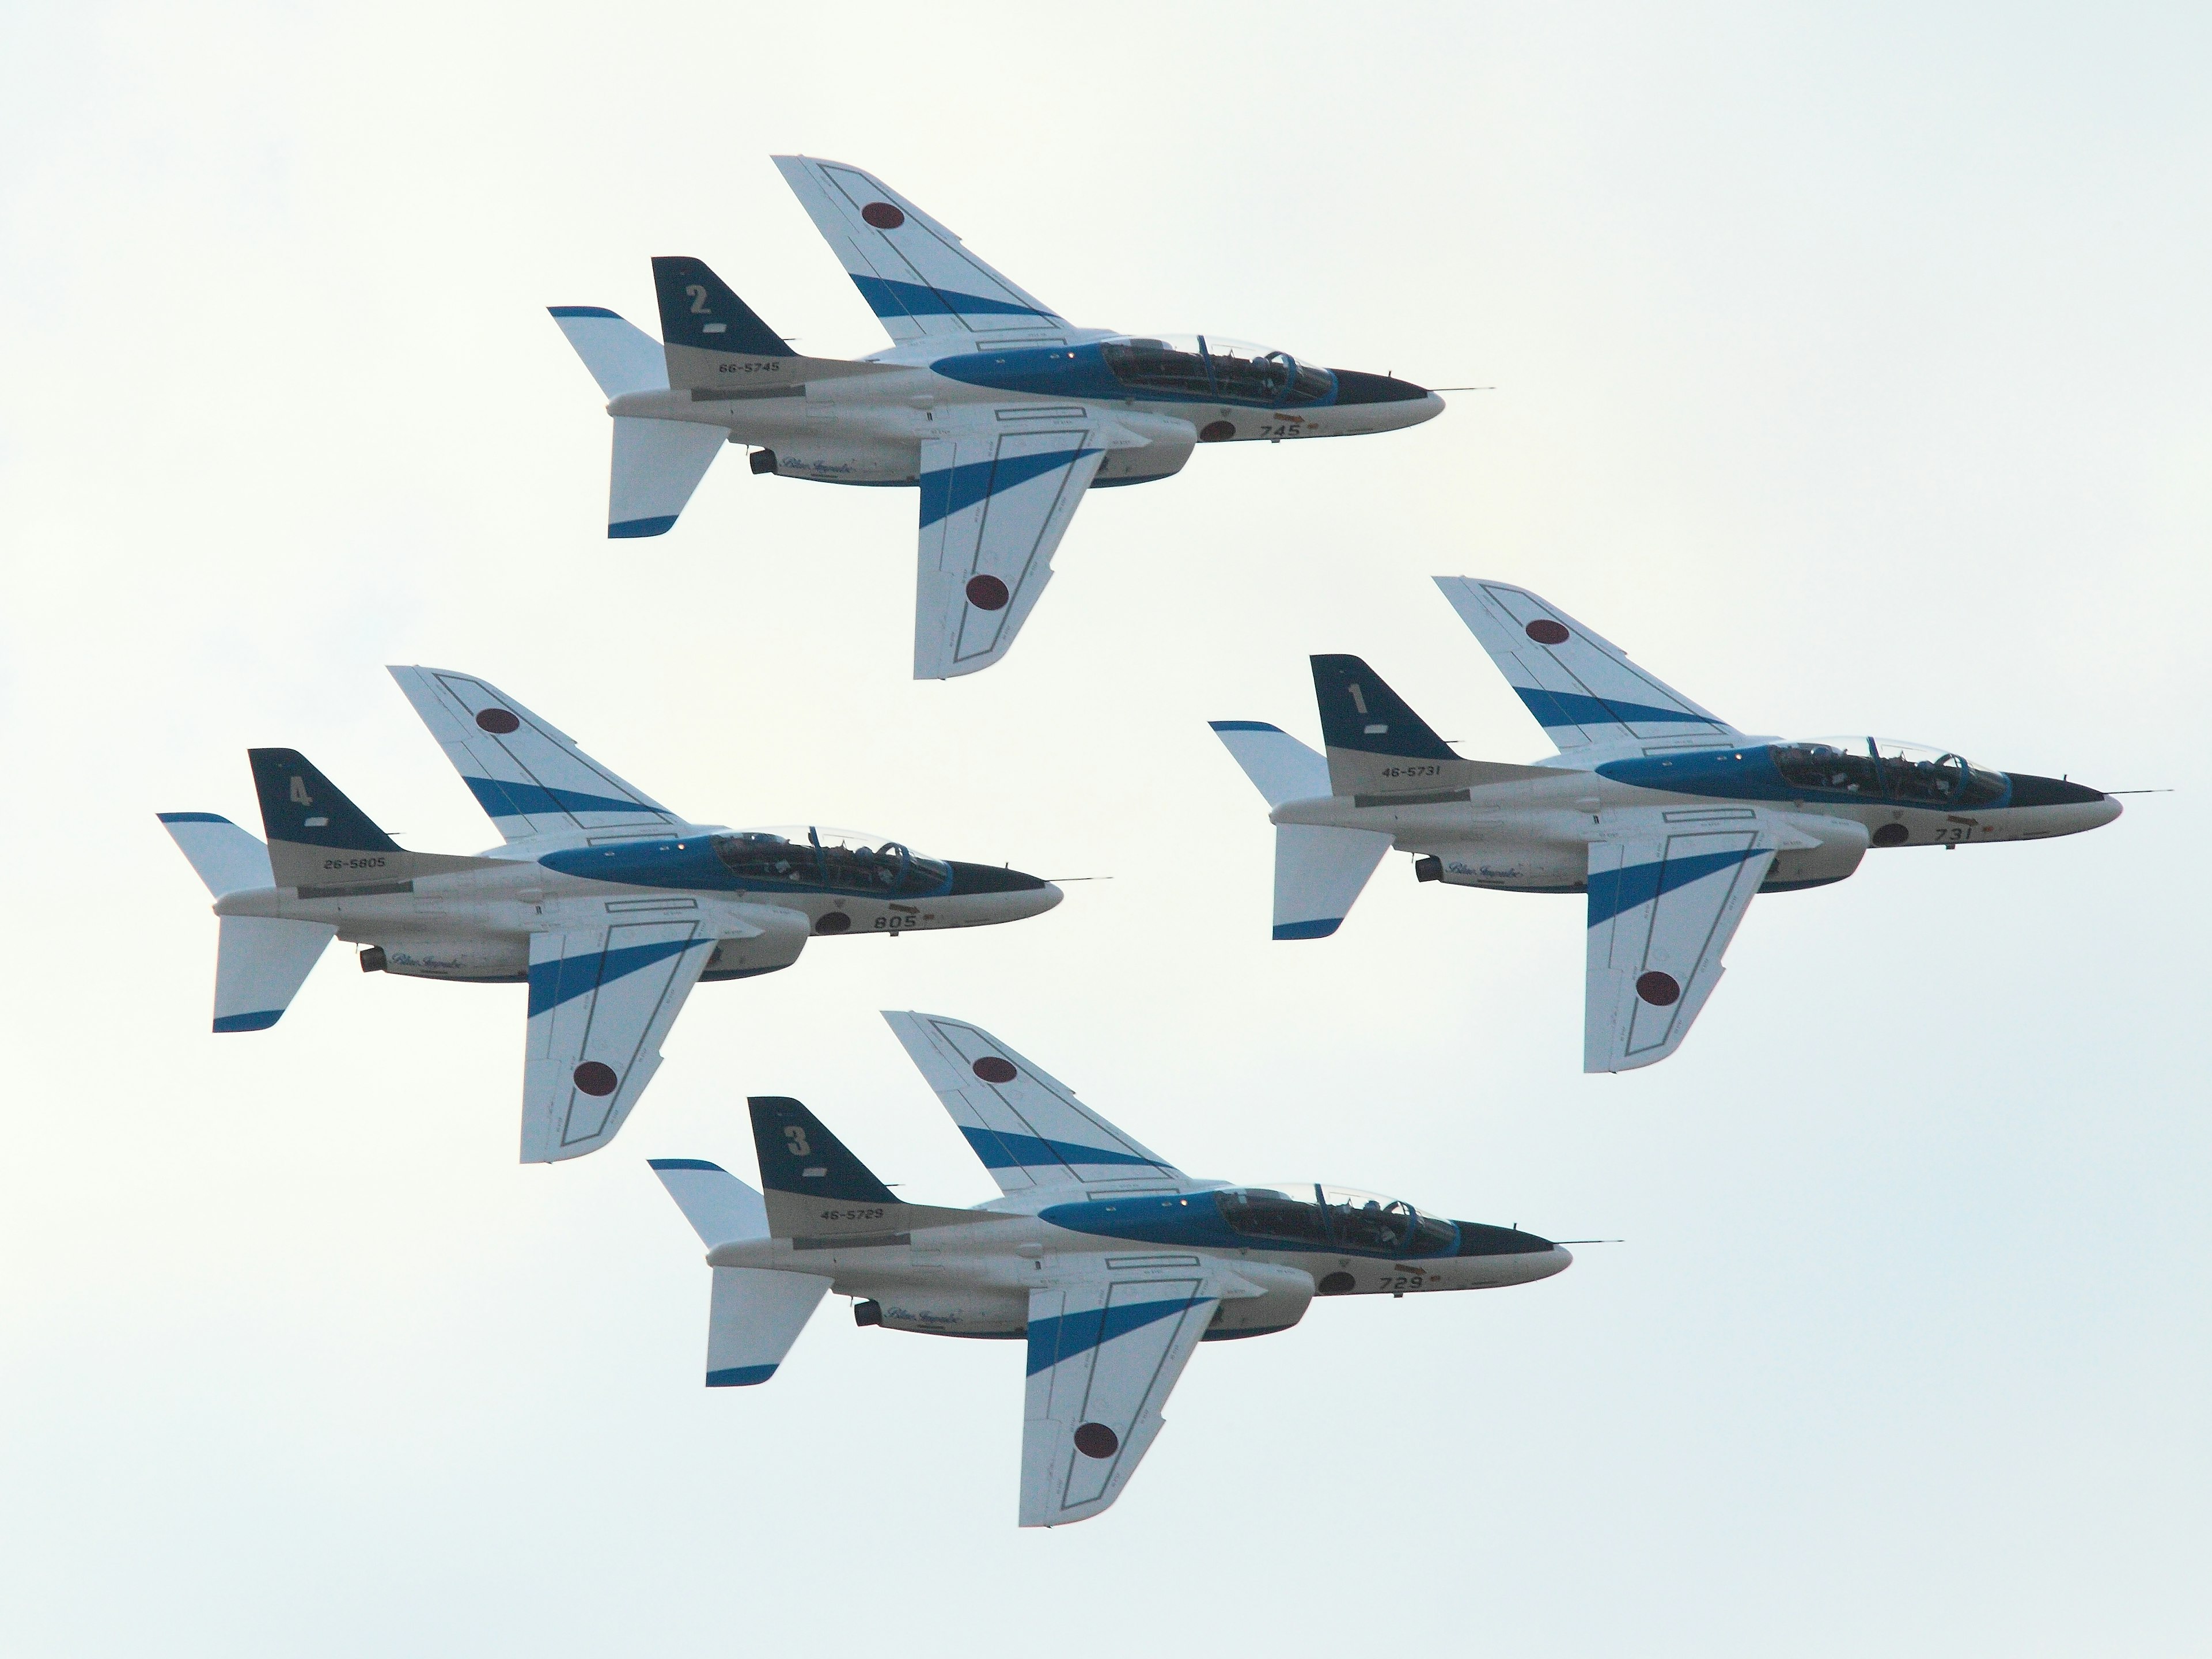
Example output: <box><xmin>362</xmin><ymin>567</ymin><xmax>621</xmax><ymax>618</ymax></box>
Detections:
<box><xmin>1309</xmin><ymin>655</ymin><xmax>1456</xmax><ymax>760</ymax></box>
<box><xmin>248</xmin><ymin>748</ymin><xmax>398</xmax><ymax>854</ymax></box>
<box><xmin>748</xmin><ymin>1097</ymin><xmax>896</xmax><ymax>1203</ymax></box>
<box><xmin>652</xmin><ymin>257</ymin><xmax>794</xmax><ymax>358</ymax></box>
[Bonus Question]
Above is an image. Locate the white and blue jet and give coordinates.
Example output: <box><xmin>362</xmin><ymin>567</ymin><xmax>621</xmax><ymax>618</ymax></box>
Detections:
<box><xmin>158</xmin><ymin>669</ymin><xmax>1059</xmax><ymax>1161</ymax></box>
<box><xmin>550</xmin><ymin>156</ymin><xmax>1444</xmax><ymax>679</ymax></box>
<box><xmin>651</xmin><ymin>1012</ymin><xmax>1569</xmax><ymax>1527</ymax></box>
<box><xmin>1214</xmin><ymin>578</ymin><xmax>2123</xmax><ymax>1072</ymax></box>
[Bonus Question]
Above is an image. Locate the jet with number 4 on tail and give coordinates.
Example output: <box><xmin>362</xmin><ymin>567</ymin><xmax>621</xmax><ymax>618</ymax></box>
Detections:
<box><xmin>1213</xmin><ymin>578</ymin><xmax>2122</xmax><ymax>1073</ymax></box>
<box><xmin>158</xmin><ymin>671</ymin><xmax>1058</xmax><ymax>1162</ymax></box>
<box><xmin>550</xmin><ymin>155</ymin><xmax>1443</xmax><ymax>679</ymax></box>
<box><xmin>650</xmin><ymin>1012</ymin><xmax>1568</xmax><ymax>1528</ymax></box>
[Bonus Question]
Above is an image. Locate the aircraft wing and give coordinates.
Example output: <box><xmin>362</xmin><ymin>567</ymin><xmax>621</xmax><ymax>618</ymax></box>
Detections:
<box><xmin>522</xmin><ymin>923</ymin><xmax>717</xmax><ymax>1161</ymax></box>
<box><xmin>881</xmin><ymin>1012</ymin><xmax>1191</xmax><ymax>1196</ymax></box>
<box><xmin>388</xmin><ymin>666</ymin><xmax>686</xmax><ymax>843</ymax></box>
<box><xmin>771</xmin><ymin>155</ymin><xmax>1069</xmax><ymax>344</ymax></box>
<box><xmin>1433</xmin><ymin>577</ymin><xmax>1739</xmax><ymax>753</ymax></box>
<box><xmin>914</xmin><ymin>421</ymin><xmax>1106</xmax><ymax>679</ymax></box>
<box><xmin>1584</xmin><ymin>816</ymin><xmax>1776</xmax><ymax>1072</ymax></box>
<box><xmin>1021</xmin><ymin>1271</ymin><xmax>1221</xmax><ymax>1527</ymax></box>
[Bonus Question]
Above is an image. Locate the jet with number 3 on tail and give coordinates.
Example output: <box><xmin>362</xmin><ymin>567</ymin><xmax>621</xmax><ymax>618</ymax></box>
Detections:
<box><xmin>649</xmin><ymin>1012</ymin><xmax>1568</xmax><ymax>1527</ymax></box>
<box><xmin>550</xmin><ymin>156</ymin><xmax>1444</xmax><ymax>679</ymax></box>
<box><xmin>158</xmin><ymin>671</ymin><xmax>1058</xmax><ymax>1162</ymax></box>
<box><xmin>1213</xmin><ymin>578</ymin><xmax>2122</xmax><ymax>1073</ymax></box>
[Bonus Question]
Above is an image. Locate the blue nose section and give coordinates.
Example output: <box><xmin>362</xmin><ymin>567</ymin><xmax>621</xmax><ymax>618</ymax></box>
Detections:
<box><xmin>1327</xmin><ymin>368</ymin><xmax>1434</xmax><ymax>404</ymax></box>
<box><xmin>2003</xmin><ymin>772</ymin><xmax>2108</xmax><ymax>807</ymax></box>
<box><xmin>944</xmin><ymin>861</ymin><xmax>1051</xmax><ymax>895</ymax></box>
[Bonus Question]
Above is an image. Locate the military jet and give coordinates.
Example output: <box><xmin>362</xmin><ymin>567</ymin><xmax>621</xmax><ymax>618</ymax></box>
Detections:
<box><xmin>157</xmin><ymin>670</ymin><xmax>1058</xmax><ymax>1161</ymax></box>
<box><xmin>1213</xmin><ymin>578</ymin><xmax>2122</xmax><ymax>1072</ymax></box>
<box><xmin>550</xmin><ymin>156</ymin><xmax>1444</xmax><ymax>679</ymax></box>
<box><xmin>650</xmin><ymin>1012</ymin><xmax>1569</xmax><ymax>1527</ymax></box>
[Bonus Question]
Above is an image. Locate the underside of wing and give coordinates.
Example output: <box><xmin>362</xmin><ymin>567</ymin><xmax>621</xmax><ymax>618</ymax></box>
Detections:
<box><xmin>388</xmin><ymin>666</ymin><xmax>685</xmax><ymax>843</ymax></box>
<box><xmin>1434</xmin><ymin>577</ymin><xmax>1738</xmax><ymax>753</ymax></box>
<box><xmin>771</xmin><ymin>156</ymin><xmax>1068</xmax><ymax>345</ymax></box>
<box><xmin>1584</xmin><ymin>821</ymin><xmax>1775</xmax><ymax>1071</ymax></box>
<box><xmin>1021</xmin><ymin>1275</ymin><xmax>1219</xmax><ymax>1527</ymax></box>
<box><xmin>914</xmin><ymin>425</ymin><xmax>1104</xmax><ymax>679</ymax></box>
<box><xmin>882</xmin><ymin>1012</ymin><xmax>1187</xmax><ymax>1196</ymax></box>
<box><xmin>522</xmin><ymin>925</ymin><xmax>715</xmax><ymax>1161</ymax></box>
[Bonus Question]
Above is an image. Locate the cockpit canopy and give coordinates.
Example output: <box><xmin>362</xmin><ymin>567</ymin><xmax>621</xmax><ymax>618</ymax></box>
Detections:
<box><xmin>1216</xmin><ymin>1184</ymin><xmax>1459</xmax><ymax>1257</ymax></box>
<box><xmin>710</xmin><ymin>826</ymin><xmax>950</xmax><ymax>897</ymax></box>
<box><xmin>1099</xmin><ymin>334</ymin><xmax>1336</xmax><ymax>408</ymax></box>
<box><xmin>1771</xmin><ymin>737</ymin><xmax>2008</xmax><ymax>808</ymax></box>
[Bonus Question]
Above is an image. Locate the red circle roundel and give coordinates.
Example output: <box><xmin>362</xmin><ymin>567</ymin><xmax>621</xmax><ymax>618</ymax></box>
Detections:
<box><xmin>1524</xmin><ymin>619</ymin><xmax>1570</xmax><ymax>646</ymax></box>
<box><xmin>972</xmin><ymin>1056</ymin><xmax>1018</xmax><ymax>1084</ymax></box>
<box><xmin>572</xmin><ymin>1061</ymin><xmax>619</xmax><ymax>1096</ymax></box>
<box><xmin>965</xmin><ymin>574</ymin><xmax>1010</xmax><ymax>611</ymax></box>
<box><xmin>815</xmin><ymin>911</ymin><xmax>852</xmax><ymax>935</ymax></box>
<box><xmin>1635</xmin><ymin>971</ymin><xmax>1681</xmax><ymax>1006</ymax></box>
<box><xmin>1199</xmin><ymin>419</ymin><xmax>1236</xmax><ymax>442</ymax></box>
<box><xmin>861</xmin><ymin>202</ymin><xmax>905</xmax><ymax>230</ymax></box>
<box><xmin>475</xmin><ymin>707</ymin><xmax>521</xmax><ymax>734</ymax></box>
<box><xmin>1073</xmin><ymin>1422</ymin><xmax>1120</xmax><ymax>1459</ymax></box>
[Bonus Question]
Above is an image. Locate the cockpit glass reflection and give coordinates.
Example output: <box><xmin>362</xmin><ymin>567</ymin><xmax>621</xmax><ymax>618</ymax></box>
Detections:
<box><xmin>711</xmin><ymin>827</ymin><xmax>950</xmax><ymax>896</ymax></box>
<box><xmin>1771</xmin><ymin>738</ymin><xmax>2007</xmax><ymax>808</ymax></box>
<box><xmin>1215</xmin><ymin>1185</ymin><xmax>1458</xmax><ymax>1256</ymax></box>
<box><xmin>1100</xmin><ymin>336</ymin><xmax>1336</xmax><ymax>408</ymax></box>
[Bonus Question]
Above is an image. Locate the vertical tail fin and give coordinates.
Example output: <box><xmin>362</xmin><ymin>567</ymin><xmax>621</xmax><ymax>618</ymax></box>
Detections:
<box><xmin>1309</xmin><ymin>654</ymin><xmax>1459</xmax><ymax>797</ymax></box>
<box><xmin>748</xmin><ymin>1096</ymin><xmax>896</xmax><ymax>1215</ymax></box>
<box><xmin>247</xmin><ymin>748</ymin><xmax>399</xmax><ymax>889</ymax></box>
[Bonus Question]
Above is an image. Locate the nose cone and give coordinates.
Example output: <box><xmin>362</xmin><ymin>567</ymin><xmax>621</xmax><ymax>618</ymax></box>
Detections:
<box><xmin>1453</xmin><ymin>1222</ymin><xmax>1573</xmax><ymax>1285</ymax></box>
<box><xmin>1328</xmin><ymin>368</ymin><xmax>1445</xmax><ymax>428</ymax></box>
<box><xmin>942</xmin><ymin>861</ymin><xmax>1062</xmax><ymax>921</ymax></box>
<box><xmin>2003</xmin><ymin>773</ymin><xmax>2122</xmax><ymax>835</ymax></box>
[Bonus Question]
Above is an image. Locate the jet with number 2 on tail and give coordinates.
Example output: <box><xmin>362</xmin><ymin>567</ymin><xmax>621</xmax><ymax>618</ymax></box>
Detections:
<box><xmin>1213</xmin><ymin>578</ymin><xmax>2122</xmax><ymax>1073</ymax></box>
<box><xmin>158</xmin><ymin>669</ymin><xmax>1058</xmax><ymax>1162</ymax></box>
<box><xmin>550</xmin><ymin>155</ymin><xmax>1444</xmax><ymax>680</ymax></box>
<box><xmin>650</xmin><ymin>1012</ymin><xmax>1568</xmax><ymax>1528</ymax></box>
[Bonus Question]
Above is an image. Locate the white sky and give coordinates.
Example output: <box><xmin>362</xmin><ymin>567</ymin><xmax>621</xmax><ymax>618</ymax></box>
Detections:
<box><xmin>2</xmin><ymin>4</ymin><xmax>2207</xmax><ymax>1654</ymax></box>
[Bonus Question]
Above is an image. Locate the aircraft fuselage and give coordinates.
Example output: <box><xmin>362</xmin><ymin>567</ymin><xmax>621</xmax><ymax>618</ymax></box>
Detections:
<box><xmin>211</xmin><ymin>832</ymin><xmax>1059</xmax><ymax>983</ymax></box>
<box><xmin>710</xmin><ymin>1191</ymin><xmax>1568</xmax><ymax>1342</ymax></box>
<box><xmin>1275</xmin><ymin>741</ymin><xmax>2120</xmax><ymax>895</ymax></box>
<box><xmin>605</xmin><ymin>330</ymin><xmax>1444</xmax><ymax>488</ymax></box>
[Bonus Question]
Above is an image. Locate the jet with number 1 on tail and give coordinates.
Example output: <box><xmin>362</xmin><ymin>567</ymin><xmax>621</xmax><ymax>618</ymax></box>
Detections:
<box><xmin>1213</xmin><ymin>578</ymin><xmax>2121</xmax><ymax>1073</ymax></box>
<box><xmin>550</xmin><ymin>155</ymin><xmax>1444</xmax><ymax>679</ymax></box>
<box><xmin>650</xmin><ymin>1012</ymin><xmax>1568</xmax><ymax>1527</ymax></box>
<box><xmin>158</xmin><ymin>669</ymin><xmax>1058</xmax><ymax>1162</ymax></box>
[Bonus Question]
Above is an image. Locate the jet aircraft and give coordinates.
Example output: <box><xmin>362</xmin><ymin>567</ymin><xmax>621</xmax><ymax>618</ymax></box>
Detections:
<box><xmin>158</xmin><ymin>670</ymin><xmax>1059</xmax><ymax>1161</ymax></box>
<box><xmin>650</xmin><ymin>1012</ymin><xmax>1569</xmax><ymax>1527</ymax></box>
<box><xmin>550</xmin><ymin>156</ymin><xmax>1445</xmax><ymax>679</ymax></box>
<box><xmin>1213</xmin><ymin>578</ymin><xmax>2122</xmax><ymax>1072</ymax></box>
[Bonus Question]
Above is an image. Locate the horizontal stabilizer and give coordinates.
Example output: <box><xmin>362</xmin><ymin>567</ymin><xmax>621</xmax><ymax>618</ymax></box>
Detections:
<box><xmin>212</xmin><ymin>916</ymin><xmax>336</xmax><ymax>1032</ymax></box>
<box><xmin>650</xmin><ymin>1158</ymin><xmax>770</xmax><ymax>1248</ymax></box>
<box><xmin>608</xmin><ymin>417</ymin><xmax>726</xmax><ymax>539</ymax></box>
<box><xmin>1271</xmin><ymin>825</ymin><xmax>1393</xmax><ymax>941</ymax></box>
<box><xmin>1209</xmin><ymin>722</ymin><xmax>1330</xmax><ymax>809</ymax></box>
<box><xmin>702</xmin><ymin>1268</ymin><xmax>831</xmax><ymax>1387</ymax></box>
<box><xmin>548</xmin><ymin>306</ymin><xmax>668</xmax><ymax>398</ymax></box>
<box><xmin>158</xmin><ymin>812</ymin><xmax>272</xmax><ymax>896</ymax></box>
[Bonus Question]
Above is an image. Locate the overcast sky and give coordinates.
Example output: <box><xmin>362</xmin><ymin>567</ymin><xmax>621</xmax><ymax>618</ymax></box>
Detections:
<box><xmin>2</xmin><ymin>4</ymin><xmax>2206</xmax><ymax>1654</ymax></box>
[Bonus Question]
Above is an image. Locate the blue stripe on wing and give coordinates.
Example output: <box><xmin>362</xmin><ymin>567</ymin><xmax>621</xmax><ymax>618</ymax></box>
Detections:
<box><xmin>959</xmin><ymin>1125</ymin><xmax>1160</xmax><ymax>1173</ymax></box>
<box><xmin>1514</xmin><ymin>688</ymin><xmax>1717</xmax><ymax>730</ymax></box>
<box><xmin>918</xmin><ymin>448</ymin><xmax>1098</xmax><ymax>529</ymax></box>
<box><xmin>1586</xmin><ymin>849</ymin><xmax>1764</xmax><ymax>927</ymax></box>
<box><xmin>1025</xmin><ymin>1298</ymin><xmax>1194</xmax><ymax>1375</ymax></box>
<box><xmin>528</xmin><ymin>938</ymin><xmax>703</xmax><ymax>1017</ymax></box>
<box><xmin>464</xmin><ymin>777</ymin><xmax>659</xmax><ymax>821</ymax></box>
<box><xmin>851</xmin><ymin>275</ymin><xmax>1053</xmax><ymax>323</ymax></box>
